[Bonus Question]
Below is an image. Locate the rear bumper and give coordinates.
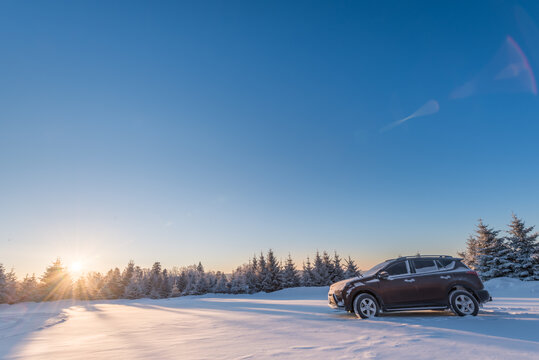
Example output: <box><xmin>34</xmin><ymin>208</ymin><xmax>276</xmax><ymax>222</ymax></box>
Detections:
<box><xmin>476</xmin><ymin>289</ymin><xmax>492</xmax><ymax>303</ymax></box>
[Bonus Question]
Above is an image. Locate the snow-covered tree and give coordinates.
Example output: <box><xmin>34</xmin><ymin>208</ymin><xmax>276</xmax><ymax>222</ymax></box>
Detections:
<box><xmin>506</xmin><ymin>214</ymin><xmax>539</xmax><ymax>280</ymax></box>
<box><xmin>244</xmin><ymin>259</ymin><xmax>258</xmax><ymax>293</ymax></box>
<box><xmin>331</xmin><ymin>252</ymin><xmax>345</xmax><ymax>283</ymax></box>
<box><xmin>39</xmin><ymin>259</ymin><xmax>72</xmax><ymax>301</ymax></box>
<box><xmin>121</xmin><ymin>260</ymin><xmax>135</xmax><ymax>290</ymax></box>
<box><xmin>459</xmin><ymin>235</ymin><xmax>480</xmax><ymax>270</ymax></box>
<box><xmin>124</xmin><ymin>276</ymin><xmax>144</xmax><ymax>299</ymax></box>
<box><xmin>473</xmin><ymin>220</ymin><xmax>512</xmax><ymax>280</ymax></box>
<box><xmin>229</xmin><ymin>266</ymin><xmax>248</xmax><ymax>294</ymax></box>
<box><xmin>282</xmin><ymin>254</ymin><xmax>300</xmax><ymax>288</ymax></box>
<box><xmin>0</xmin><ymin>265</ymin><xmax>18</xmax><ymax>304</ymax></box>
<box><xmin>18</xmin><ymin>274</ymin><xmax>39</xmax><ymax>302</ymax></box>
<box><xmin>213</xmin><ymin>272</ymin><xmax>229</xmax><ymax>293</ymax></box>
<box><xmin>262</xmin><ymin>249</ymin><xmax>281</xmax><ymax>292</ymax></box>
<box><xmin>344</xmin><ymin>256</ymin><xmax>361</xmax><ymax>279</ymax></box>
<box><xmin>103</xmin><ymin>268</ymin><xmax>123</xmax><ymax>299</ymax></box>
<box><xmin>257</xmin><ymin>252</ymin><xmax>267</xmax><ymax>290</ymax></box>
<box><xmin>301</xmin><ymin>257</ymin><xmax>314</xmax><ymax>286</ymax></box>
<box><xmin>160</xmin><ymin>269</ymin><xmax>172</xmax><ymax>298</ymax></box>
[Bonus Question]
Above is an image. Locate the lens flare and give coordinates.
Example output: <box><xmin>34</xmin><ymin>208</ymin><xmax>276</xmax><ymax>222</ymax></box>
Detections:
<box><xmin>380</xmin><ymin>99</ymin><xmax>439</xmax><ymax>132</ymax></box>
<box><xmin>451</xmin><ymin>36</ymin><xmax>537</xmax><ymax>99</ymax></box>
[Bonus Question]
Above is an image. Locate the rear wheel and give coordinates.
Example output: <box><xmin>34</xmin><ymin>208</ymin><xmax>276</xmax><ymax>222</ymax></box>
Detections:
<box><xmin>353</xmin><ymin>293</ymin><xmax>380</xmax><ymax>319</ymax></box>
<box><xmin>449</xmin><ymin>290</ymin><xmax>479</xmax><ymax>316</ymax></box>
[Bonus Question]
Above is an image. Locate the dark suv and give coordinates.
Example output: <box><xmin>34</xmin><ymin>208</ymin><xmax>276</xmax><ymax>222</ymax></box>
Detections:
<box><xmin>328</xmin><ymin>255</ymin><xmax>491</xmax><ymax>318</ymax></box>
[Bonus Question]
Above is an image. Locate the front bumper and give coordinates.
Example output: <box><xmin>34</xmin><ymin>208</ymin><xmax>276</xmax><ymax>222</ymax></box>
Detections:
<box><xmin>328</xmin><ymin>292</ymin><xmax>344</xmax><ymax>309</ymax></box>
<box><xmin>476</xmin><ymin>289</ymin><xmax>492</xmax><ymax>303</ymax></box>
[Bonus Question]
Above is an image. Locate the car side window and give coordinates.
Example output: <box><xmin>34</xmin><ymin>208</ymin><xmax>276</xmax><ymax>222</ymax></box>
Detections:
<box><xmin>436</xmin><ymin>259</ymin><xmax>455</xmax><ymax>270</ymax></box>
<box><xmin>412</xmin><ymin>259</ymin><xmax>437</xmax><ymax>273</ymax></box>
<box><xmin>385</xmin><ymin>261</ymin><xmax>408</xmax><ymax>276</ymax></box>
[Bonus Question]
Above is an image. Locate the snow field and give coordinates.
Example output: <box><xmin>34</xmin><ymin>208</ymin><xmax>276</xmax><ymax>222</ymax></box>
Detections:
<box><xmin>0</xmin><ymin>279</ymin><xmax>538</xmax><ymax>359</ymax></box>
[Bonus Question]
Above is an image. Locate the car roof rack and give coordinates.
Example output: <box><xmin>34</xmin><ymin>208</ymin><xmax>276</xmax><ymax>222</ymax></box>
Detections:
<box><xmin>386</xmin><ymin>255</ymin><xmax>459</xmax><ymax>262</ymax></box>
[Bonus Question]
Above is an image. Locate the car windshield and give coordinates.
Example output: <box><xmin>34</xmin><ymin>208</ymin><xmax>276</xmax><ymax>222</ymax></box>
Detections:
<box><xmin>362</xmin><ymin>261</ymin><xmax>391</xmax><ymax>277</ymax></box>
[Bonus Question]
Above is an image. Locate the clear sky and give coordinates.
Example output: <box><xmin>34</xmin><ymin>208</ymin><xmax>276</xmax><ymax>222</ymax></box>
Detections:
<box><xmin>2</xmin><ymin>1</ymin><xmax>539</xmax><ymax>277</ymax></box>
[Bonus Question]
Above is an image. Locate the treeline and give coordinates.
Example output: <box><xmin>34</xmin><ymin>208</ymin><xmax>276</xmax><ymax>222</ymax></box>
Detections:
<box><xmin>459</xmin><ymin>214</ymin><xmax>539</xmax><ymax>281</ymax></box>
<box><xmin>0</xmin><ymin>250</ymin><xmax>361</xmax><ymax>304</ymax></box>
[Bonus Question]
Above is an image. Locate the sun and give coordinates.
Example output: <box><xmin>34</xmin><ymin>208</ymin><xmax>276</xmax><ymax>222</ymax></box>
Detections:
<box><xmin>69</xmin><ymin>261</ymin><xmax>84</xmax><ymax>274</ymax></box>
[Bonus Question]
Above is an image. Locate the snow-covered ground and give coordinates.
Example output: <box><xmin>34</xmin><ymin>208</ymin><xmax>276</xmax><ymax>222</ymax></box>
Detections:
<box><xmin>1</xmin><ymin>278</ymin><xmax>538</xmax><ymax>359</ymax></box>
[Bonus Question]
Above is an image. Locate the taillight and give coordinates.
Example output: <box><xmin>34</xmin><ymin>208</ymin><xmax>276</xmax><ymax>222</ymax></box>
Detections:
<box><xmin>466</xmin><ymin>270</ymin><xmax>479</xmax><ymax>276</ymax></box>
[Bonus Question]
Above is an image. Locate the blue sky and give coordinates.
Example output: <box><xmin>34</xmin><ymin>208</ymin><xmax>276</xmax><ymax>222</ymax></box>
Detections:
<box><xmin>2</xmin><ymin>1</ymin><xmax>539</xmax><ymax>276</ymax></box>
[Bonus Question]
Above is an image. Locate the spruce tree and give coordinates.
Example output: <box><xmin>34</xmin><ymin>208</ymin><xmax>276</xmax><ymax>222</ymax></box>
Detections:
<box><xmin>282</xmin><ymin>254</ymin><xmax>300</xmax><ymax>288</ymax></box>
<box><xmin>262</xmin><ymin>249</ymin><xmax>282</xmax><ymax>292</ymax></box>
<box><xmin>474</xmin><ymin>220</ymin><xmax>511</xmax><ymax>280</ymax></box>
<box><xmin>245</xmin><ymin>259</ymin><xmax>258</xmax><ymax>293</ymax></box>
<box><xmin>160</xmin><ymin>269</ymin><xmax>172</xmax><ymax>298</ymax></box>
<box><xmin>312</xmin><ymin>251</ymin><xmax>329</xmax><ymax>286</ymax></box>
<box><xmin>459</xmin><ymin>235</ymin><xmax>480</xmax><ymax>270</ymax></box>
<box><xmin>124</xmin><ymin>276</ymin><xmax>144</xmax><ymax>299</ymax></box>
<box><xmin>344</xmin><ymin>256</ymin><xmax>361</xmax><ymax>279</ymax></box>
<box><xmin>19</xmin><ymin>274</ymin><xmax>39</xmax><ymax>302</ymax></box>
<box><xmin>39</xmin><ymin>259</ymin><xmax>72</xmax><ymax>301</ymax></box>
<box><xmin>257</xmin><ymin>252</ymin><xmax>267</xmax><ymax>289</ymax></box>
<box><xmin>0</xmin><ymin>264</ymin><xmax>9</xmax><ymax>304</ymax></box>
<box><xmin>122</xmin><ymin>260</ymin><xmax>135</xmax><ymax>290</ymax></box>
<box><xmin>331</xmin><ymin>251</ymin><xmax>345</xmax><ymax>283</ymax></box>
<box><xmin>302</xmin><ymin>257</ymin><xmax>314</xmax><ymax>286</ymax></box>
<box><xmin>103</xmin><ymin>268</ymin><xmax>123</xmax><ymax>299</ymax></box>
<box><xmin>506</xmin><ymin>214</ymin><xmax>539</xmax><ymax>280</ymax></box>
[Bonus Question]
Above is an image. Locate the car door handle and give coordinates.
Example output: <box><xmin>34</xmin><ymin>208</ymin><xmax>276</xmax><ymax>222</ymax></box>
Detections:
<box><xmin>440</xmin><ymin>275</ymin><xmax>451</xmax><ymax>279</ymax></box>
<box><xmin>404</xmin><ymin>279</ymin><xmax>415</xmax><ymax>283</ymax></box>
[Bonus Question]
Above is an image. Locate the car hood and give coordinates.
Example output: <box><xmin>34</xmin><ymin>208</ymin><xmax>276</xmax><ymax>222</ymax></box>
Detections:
<box><xmin>330</xmin><ymin>275</ymin><xmax>377</xmax><ymax>291</ymax></box>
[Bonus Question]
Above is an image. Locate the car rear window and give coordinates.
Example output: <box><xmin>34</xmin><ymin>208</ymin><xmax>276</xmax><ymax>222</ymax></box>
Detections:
<box><xmin>412</xmin><ymin>259</ymin><xmax>437</xmax><ymax>273</ymax></box>
<box><xmin>385</xmin><ymin>261</ymin><xmax>408</xmax><ymax>276</ymax></box>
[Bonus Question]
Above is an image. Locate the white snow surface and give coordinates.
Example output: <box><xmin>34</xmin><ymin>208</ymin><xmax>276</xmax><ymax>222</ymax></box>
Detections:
<box><xmin>1</xmin><ymin>278</ymin><xmax>538</xmax><ymax>359</ymax></box>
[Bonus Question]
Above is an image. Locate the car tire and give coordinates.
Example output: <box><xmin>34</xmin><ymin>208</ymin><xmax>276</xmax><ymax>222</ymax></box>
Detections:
<box><xmin>353</xmin><ymin>293</ymin><xmax>380</xmax><ymax>319</ymax></box>
<box><xmin>449</xmin><ymin>290</ymin><xmax>479</xmax><ymax>316</ymax></box>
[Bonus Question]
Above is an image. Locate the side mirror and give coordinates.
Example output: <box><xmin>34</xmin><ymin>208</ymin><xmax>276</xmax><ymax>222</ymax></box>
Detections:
<box><xmin>378</xmin><ymin>271</ymin><xmax>389</xmax><ymax>280</ymax></box>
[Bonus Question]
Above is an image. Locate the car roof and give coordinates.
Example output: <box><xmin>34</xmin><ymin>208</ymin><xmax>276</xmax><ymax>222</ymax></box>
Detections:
<box><xmin>384</xmin><ymin>255</ymin><xmax>461</xmax><ymax>262</ymax></box>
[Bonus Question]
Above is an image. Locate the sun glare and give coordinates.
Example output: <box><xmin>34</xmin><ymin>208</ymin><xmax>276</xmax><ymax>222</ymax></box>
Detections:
<box><xmin>69</xmin><ymin>261</ymin><xmax>83</xmax><ymax>275</ymax></box>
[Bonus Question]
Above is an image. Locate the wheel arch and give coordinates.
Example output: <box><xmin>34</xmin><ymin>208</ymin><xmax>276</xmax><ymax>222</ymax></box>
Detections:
<box><xmin>447</xmin><ymin>284</ymin><xmax>480</xmax><ymax>303</ymax></box>
<box><xmin>346</xmin><ymin>289</ymin><xmax>383</xmax><ymax>312</ymax></box>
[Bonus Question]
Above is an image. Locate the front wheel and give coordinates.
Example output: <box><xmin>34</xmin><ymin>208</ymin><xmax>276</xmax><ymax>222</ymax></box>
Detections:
<box><xmin>449</xmin><ymin>290</ymin><xmax>479</xmax><ymax>316</ymax></box>
<box><xmin>353</xmin><ymin>293</ymin><xmax>380</xmax><ymax>319</ymax></box>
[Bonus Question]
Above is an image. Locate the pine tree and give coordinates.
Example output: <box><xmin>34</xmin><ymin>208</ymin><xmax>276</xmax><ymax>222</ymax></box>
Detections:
<box><xmin>124</xmin><ymin>276</ymin><xmax>144</xmax><ymax>299</ymax></box>
<box><xmin>18</xmin><ymin>274</ymin><xmax>39</xmax><ymax>302</ymax></box>
<box><xmin>301</xmin><ymin>257</ymin><xmax>314</xmax><ymax>286</ymax></box>
<box><xmin>282</xmin><ymin>254</ymin><xmax>300</xmax><ymax>288</ymax></box>
<box><xmin>149</xmin><ymin>262</ymin><xmax>163</xmax><ymax>298</ymax></box>
<box><xmin>160</xmin><ymin>269</ymin><xmax>172</xmax><ymax>298</ymax></box>
<box><xmin>103</xmin><ymin>268</ymin><xmax>123</xmax><ymax>299</ymax></box>
<box><xmin>170</xmin><ymin>281</ymin><xmax>182</xmax><ymax>297</ymax></box>
<box><xmin>344</xmin><ymin>256</ymin><xmax>361</xmax><ymax>279</ymax></box>
<box><xmin>244</xmin><ymin>259</ymin><xmax>258</xmax><ymax>293</ymax></box>
<box><xmin>0</xmin><ymin>264</ymin><xmax>12</xmax><ymax>304</ymax></box>
<box><xmin>506</xmin><ymin>214</ymin><xmax>539</xmax><ymax>280</ymax></box>
<box><xmin>229</xmin><ymin>266</ymin><xmax>247</xmax><ymax>294</ymax></box>
<box><xmin>312</xmin><ymin>251</ymin><xmax>330</xmax><ymax>286</ymax></box>
<box><xmin>214</xmin><ymin>272</ymin><xmax>229</xmax><ymax>293</ymax></box>
<box><xmin>257</xmin><ymin>252</ymin><xmax>267</xmax><ymax>290</ymax></box>
<box><xmin>261</xmin><ymin>249</ymin><xmax>282</xmax><ymax>292</ymax></box>
<box><xmin>474</xmin><ymin>220</ymin><xmax>512</xmax><ymax>280</ymax></box>
<box><xmin>459</xmin><ymin>235</ymin><xmax>480</xmax><ymax>270</ymax></box>
<box><xmin>39</xmin><ymin>259</ymin><xmax>72</xmax><ymax>301</ymax></box>
<box><xmin>122</xmin><ymin>260</ymin><xmax>135</xmax><ymax>290</ymax></box>
<box><xmin>331</xmin><ymin>251</ymin><xmax>345</xmax><ymax>283</ymax></box>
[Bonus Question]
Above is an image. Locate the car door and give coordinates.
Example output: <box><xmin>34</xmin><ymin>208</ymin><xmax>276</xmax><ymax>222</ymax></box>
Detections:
<box><xmin>378</xmin><ymin>260</ymin><xmax>418</xmax><ymax>307</ymax></box>
<box><xmin>409</xmin><ymin>258</ymin><xmax>449</xmax><ymax>305</ymax></box>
